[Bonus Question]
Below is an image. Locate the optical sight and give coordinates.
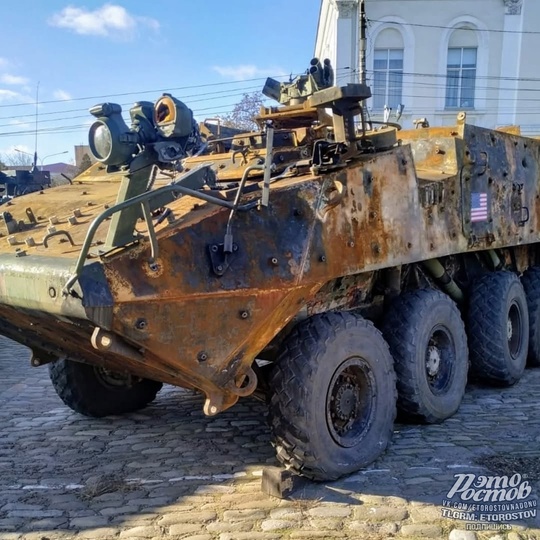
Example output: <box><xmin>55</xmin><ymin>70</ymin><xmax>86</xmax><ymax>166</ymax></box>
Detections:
<box><xmin>88</xmin><ymin>95</ymin><xmax>198</xmax><ymax>169</ymax></box>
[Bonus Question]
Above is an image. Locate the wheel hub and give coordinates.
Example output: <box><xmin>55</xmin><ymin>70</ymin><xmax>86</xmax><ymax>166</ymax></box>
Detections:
<box><xmin>426</xmin><ymin>345</ymin><xmax>441</xmax><ymax>377</ymax></box>
<box><xmin>334</xmin><ymin>382</ymin><xmax>359</xmax><ymax>420</ymax></box>
<box><xmin>507</xmin><ymin>318</ymin><xmax>513</xmax><ymax>341</ymax></box>
<box><xmin>326</xmin><ymin>358</ymin><xmax>374</xmax><ymax>448</ymax></box>
<box><xmin>94</xmin><ymin>367</ymin><xmax>133</xmax><ymax>388</ymax></box>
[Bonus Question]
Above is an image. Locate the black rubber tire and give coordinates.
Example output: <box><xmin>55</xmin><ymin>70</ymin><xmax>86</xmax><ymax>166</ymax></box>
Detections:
<box><xmin>49</xmin><ymin>359</ymin><xmax>163</xmax><ymax>417</ymax></box>
<box><xmin>382</xmin><ymin>289</ymin><xmax>469</xmax><ymax>424</ymax></box>
<box><xmin>268</xmin><ymin>311</ymin><xmax>397</xmax><ymax>481</ymax></box>
<box><xmin>468</xmin><ymin>272</ymin><xmax>528</xmax><ymax>385</ymax></box>
<box><xmin>520</xmin><ymin>266</ymin><xmax>540</xmax><ymax>367</ymax></box>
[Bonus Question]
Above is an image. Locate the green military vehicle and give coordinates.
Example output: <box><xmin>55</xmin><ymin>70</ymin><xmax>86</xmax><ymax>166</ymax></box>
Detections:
<box><xmin>0</xmin><ymin>59</ymin><xmax>538</xmax><ymax>480</ymax></box>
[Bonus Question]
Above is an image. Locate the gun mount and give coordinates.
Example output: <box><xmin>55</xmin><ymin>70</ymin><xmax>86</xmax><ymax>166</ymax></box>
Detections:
<box><xmin>1</xmin><ymin>59</ymin><xmax>539</xmax><ymax>481</ymax></box>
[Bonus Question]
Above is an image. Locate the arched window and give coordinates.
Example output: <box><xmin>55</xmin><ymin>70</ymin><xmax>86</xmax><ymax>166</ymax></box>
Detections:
<box><xmin>373</xmin><ymin>28</ymin><xmax>404</xmax><ymax>110</ymax></box>
<box><xmin>446</xmin><ymin>28</ymin><xmax>478</xmax><ymax>109</ymax></box>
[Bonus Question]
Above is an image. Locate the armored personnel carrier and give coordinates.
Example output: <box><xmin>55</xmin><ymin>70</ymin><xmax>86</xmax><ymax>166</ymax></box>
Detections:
<box><xmin>0</xmin><ymin>59</ymin><xmax>538</xmax><ymax>481</ymax></box>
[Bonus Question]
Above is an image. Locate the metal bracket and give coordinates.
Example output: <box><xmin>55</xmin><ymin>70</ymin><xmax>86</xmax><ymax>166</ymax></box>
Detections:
<box><xmin>518</xmin><ymin>206</ymin><xmax>530</xmax><ymax>227</ymax></box>
<box><xmin>208</xmin><ymin>242</ymin><xmax>238</xmax><ymax>276</ymax></box>
<box><xmin>43</xmin><ymin>230</ymin><xmax>75</xmax><ymax>248</ymax></box>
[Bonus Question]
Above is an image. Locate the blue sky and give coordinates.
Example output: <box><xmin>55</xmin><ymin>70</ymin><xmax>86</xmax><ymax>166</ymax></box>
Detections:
<box><xmin>0</xmin><ymin>1</ymin><xmax>321</xmax><ymax>166</ymax></box>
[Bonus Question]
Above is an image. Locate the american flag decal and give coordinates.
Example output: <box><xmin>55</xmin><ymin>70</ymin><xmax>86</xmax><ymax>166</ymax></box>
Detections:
<box><xmin>471</xmin><ymin>192</ymin><xmax>488</xmax><ymax>222</ymax></box>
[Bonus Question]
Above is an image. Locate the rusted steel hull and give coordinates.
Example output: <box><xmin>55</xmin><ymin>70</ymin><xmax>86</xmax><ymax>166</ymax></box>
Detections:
<box><xmin>0</xmin><ymin>119</ymin><xmax>539</xmax><ymax>414</ymax></box>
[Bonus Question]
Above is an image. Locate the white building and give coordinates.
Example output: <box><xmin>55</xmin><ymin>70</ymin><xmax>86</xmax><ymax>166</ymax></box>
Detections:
<box><xmin>315</xmin><ymin>0</ymin><xmax>540</xmax><ymax>133</ymax></box>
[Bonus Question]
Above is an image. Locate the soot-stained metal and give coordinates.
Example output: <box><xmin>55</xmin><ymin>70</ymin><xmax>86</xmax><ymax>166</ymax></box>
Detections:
<box><xmin>0</xmin><ymin>61</ymin><xmax>539</xmax><ymax>417</ymax></box>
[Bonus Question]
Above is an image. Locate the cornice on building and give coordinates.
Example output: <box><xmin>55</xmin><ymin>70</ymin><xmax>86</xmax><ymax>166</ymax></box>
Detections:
<box><xmin>504</xmin><ymin>0</ymin><xmax>523</xmax><ymax>15</ymax></box>
<box><xmin>333</xmin><ymin>0</ymin><xmax>358</xmax><ymax>18</ymax></box>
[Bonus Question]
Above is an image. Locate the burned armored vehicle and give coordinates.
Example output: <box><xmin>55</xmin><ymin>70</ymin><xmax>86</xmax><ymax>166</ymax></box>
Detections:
<box><xmin>0</xmin><ymin>168</ymin><xmax>51</xmax><ymax>202</ymax></box>
<box><xmin>0</xmin><ymin>59</ymin><xmax>538</xmax><ymax>481</ymax></box>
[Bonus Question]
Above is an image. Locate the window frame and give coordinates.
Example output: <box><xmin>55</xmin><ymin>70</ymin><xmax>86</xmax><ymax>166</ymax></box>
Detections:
<box><xmin>372</xmin><ymin>47</ymin><xmax>404</xmax><ymax>111</ymax></box>
<box><xmin>445</xmin><ymin>46</ymin><xmax>477</xmax><ymax>110</ymax></box>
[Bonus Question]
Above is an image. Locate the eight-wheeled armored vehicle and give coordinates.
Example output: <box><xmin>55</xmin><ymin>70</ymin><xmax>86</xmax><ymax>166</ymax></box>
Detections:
<box><xmin>0</xmin><ymin>59</ymin><xmax>539</xmax><ymax>481</ymax></box>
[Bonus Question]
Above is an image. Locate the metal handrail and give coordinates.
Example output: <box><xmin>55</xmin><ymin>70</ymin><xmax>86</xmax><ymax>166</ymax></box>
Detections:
<box><xmin>62</xmin><ymin>168</ymin><xmax>256</xmax><ymax>295</ymax></box>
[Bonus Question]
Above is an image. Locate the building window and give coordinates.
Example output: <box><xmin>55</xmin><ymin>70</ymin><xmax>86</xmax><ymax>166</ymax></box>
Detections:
<box><xmin>446</xmin><ymin>47</ymin><xmax>477</xmax><ymax>108</ymax></box>
<box><xmin>373</xmin><ymin>48</ymin><xmax>403</xmax><ymax>110</ymax></box>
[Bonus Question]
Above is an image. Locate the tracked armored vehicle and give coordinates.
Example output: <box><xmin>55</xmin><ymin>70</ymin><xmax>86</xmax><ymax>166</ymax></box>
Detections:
<box><xmin>1</xmin><ymin>59</ymin><xmax>539</xmax><ymax>481</ymax></box>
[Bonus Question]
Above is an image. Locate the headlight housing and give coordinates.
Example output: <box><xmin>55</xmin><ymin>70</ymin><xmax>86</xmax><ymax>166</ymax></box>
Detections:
<box><xmin>88</xmin><ymin>103</ymin><xmax>137</xmax><ymax>167</ymax></box>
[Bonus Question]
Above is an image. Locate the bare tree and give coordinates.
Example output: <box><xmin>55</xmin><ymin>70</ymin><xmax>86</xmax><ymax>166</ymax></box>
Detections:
<box><xmin>220</xmin><ymin>92</ymin><xmax>265</xmax><ymax>132</ymax></box>
<box><xmin>1</xmin><ymin>152</ymin><xmax>33</xmax><ymax>167</ymax></box>
<box><xmin>77</xmin><ymin>153</ymin><xmax>93</xmax><ymax>175</ymax></box>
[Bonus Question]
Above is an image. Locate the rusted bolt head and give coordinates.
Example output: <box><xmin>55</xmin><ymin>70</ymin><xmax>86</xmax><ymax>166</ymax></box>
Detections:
<box><xmin>135</xmin><ymin>318</ymin><xmax>147</xmax><ymax>330</ymax></box>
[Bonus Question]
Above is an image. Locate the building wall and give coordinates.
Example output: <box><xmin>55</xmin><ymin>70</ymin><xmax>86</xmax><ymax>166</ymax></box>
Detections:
<box><xmin>74</xmin><ymin>145</ymin><xmax>96</xmax><ymax>168</ymax></box>
<box><xmin>315</xmin><ymin>0</ymin><xmax>540</xmax><ymax>133</ymax></box>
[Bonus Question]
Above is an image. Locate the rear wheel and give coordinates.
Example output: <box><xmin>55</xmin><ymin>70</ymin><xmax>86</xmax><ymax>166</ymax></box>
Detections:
<box><xmin>382</xmin><ymin>289</ymin><xmax>468</xmax><ymax>423</ymax></box>
<box><xmin>49</xmin><ymin>358</ymin><xmax>163</xmax><ymax>417</ymax></box>
<box><xmin>520</xmin><ymin>266</ymin><xmax>540</xmax><ymax>367</ymax></box>
<box><xmin>268</xmin><ymin>311</ymin><xmax>396</xmax><ymax>481</ymax></box>
<box><xmin>468</xmin><ymin>272</ymin><xmax>528</xmax><ymax>385</ymax></box>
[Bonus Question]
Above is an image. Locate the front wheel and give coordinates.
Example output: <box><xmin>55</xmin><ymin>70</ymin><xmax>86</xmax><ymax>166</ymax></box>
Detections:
<box><xmin>49</xmin><ymin>358</ymin><xmax>163</xmax><ymax>417</ymax></box>
<box><xmin>268</xmin><ymin>312</ymin><xmax>397</xmax><ymax>481</ymax></box>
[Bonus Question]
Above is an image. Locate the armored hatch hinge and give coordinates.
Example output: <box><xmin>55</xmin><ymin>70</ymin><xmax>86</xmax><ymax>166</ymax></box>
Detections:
<box><xmin>419</xmin><ymin>181</ymin><xmax>444</xmax><ymax>208</ymax></box>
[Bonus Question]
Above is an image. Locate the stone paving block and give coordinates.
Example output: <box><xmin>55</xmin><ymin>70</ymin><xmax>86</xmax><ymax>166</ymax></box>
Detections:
<box><xmin>307</xmin><ymin>505</ymin><xmax>351</xmax><ymax>518</ymax></box>
<box><xmin>307</xmin><ymin>518</ymin><xmax>345</xmax><ymax>530</ymax></box>
<box><xmin>205</xmin><ymin>520</ymin><xmax>253</xmax><ymax>533</ymax></box>
<box><xmin>69</xmin><ymin>516</ymin><xmax>110</xmax><ymax>529</ymax></box>
<box><xmin>353</xmin><ymin>505</ymin><xmax>409</xmax><ymax>521</ymax></box>
<box><xmin>75</xmin><ymin>527</ymin><xmax>121</xmax><ymax>539</ymax></box>
<box><xmin>158</xmin><ymin>510</ymin><xmax>217</xmax><ymax>524</ymax></box>
<box><xmin>25</xmin><ymin>518</ymin><xmax>69</xmax><ymax>530</ymax></box>
<box><xmin>168</xmin><ymin>523</ymin><xmax>205</xmax><ymax>535</ymax></box>
<box><xmin>400</xmin><ymin>523</ymin><xmax>444</xmax><ymax>537</ymax></box>
<box><xmin>222</xmin><ymin>509</ymin><xmax>267</xmax><ymax>521</ymax></box>
<box><xmin>289</xmin><ymin>532</ymin><xmax>349</xmax><ymax>538</ymax></box>
<box><xmin>0</xmin><ymin>534</ymin><xmax>21</xmax><ymax>540</ymax></box>
<box><xmin>448</xmin><ymin>529</ymin><xmax>477</xmax><ymax>540</ymax></box>
<box><xmin>118</xmin><ymin>525</ymin><xmax>159</xmax><ymax>538</ymax></box>
<box><xmin>269</xmin><ymin>508</ymin><xmax>303</xmax><ymax>520</ymax></box>
<box><xmin>219</xmin><ymin>534</ymin><xmax>282</xmax><ymax>540</ymax></box>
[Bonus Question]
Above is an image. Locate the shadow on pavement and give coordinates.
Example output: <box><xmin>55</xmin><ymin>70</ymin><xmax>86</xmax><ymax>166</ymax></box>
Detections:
<box><xmin>0</xmin><ymin>336</ymin><xmax>539</xmax><ymax>539</ymax></box>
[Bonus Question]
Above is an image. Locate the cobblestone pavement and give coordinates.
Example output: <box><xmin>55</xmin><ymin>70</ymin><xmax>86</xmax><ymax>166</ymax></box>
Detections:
<box><xmin>0</xmin><ymin>335</ymin><xmax>539</xmax><ymax>540</ymax></box>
